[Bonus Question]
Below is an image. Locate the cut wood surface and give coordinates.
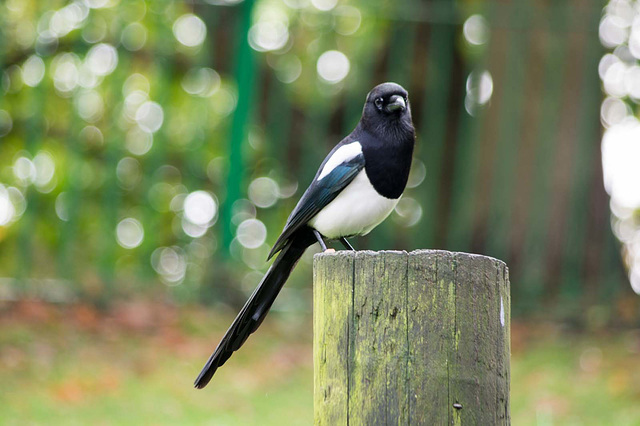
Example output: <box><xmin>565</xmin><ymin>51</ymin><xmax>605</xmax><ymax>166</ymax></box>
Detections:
<box><xmin>313</xmin><ymin>249</ymin><xmax>510</xmax><ymax>425</ymax></box>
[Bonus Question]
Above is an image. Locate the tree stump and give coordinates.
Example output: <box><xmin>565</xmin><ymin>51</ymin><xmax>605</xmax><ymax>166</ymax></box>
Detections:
<box><xmin>313</xmin><ymin>250</ymin><xmax>510</xmax><ymax>425</ymax></box>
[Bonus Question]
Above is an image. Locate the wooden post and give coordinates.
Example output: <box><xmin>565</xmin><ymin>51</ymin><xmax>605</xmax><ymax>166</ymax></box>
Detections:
<box><xmin>313</xmin><ymin>250</ymin><xmax>510</xmax><ymax>425</ymax></box>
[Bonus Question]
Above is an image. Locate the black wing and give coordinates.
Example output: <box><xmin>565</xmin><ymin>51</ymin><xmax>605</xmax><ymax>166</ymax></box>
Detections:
<box><xmin>267</xmin><ymin>149</ymin><xmax>365</xmax><ymax>259</ymax></box>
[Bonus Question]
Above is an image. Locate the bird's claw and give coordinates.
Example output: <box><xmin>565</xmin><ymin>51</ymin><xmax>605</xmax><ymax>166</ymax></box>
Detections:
<box><xmin>324</xmin><ymin>248</ymin><xmax>336</xmax><ymax>253</ymax></box>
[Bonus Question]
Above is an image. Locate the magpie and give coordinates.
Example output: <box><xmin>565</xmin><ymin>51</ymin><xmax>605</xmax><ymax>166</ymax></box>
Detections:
<box><xmin>194</xmin><ymin>82</ymin><xmax>415</xmax><ymax>389</ymax></box>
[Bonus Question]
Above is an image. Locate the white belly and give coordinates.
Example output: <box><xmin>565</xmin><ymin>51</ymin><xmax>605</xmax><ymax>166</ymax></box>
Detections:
<box><xmin>308</xmin><ymin>170</ymin><xmax>399</xmax><ymax>239</ymax></box>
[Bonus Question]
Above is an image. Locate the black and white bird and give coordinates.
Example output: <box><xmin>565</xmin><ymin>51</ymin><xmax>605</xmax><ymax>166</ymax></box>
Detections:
<box><xmin>194</xmin><ymin>82</ymin><xmax>415</xmax><ymax>389</ymax></box>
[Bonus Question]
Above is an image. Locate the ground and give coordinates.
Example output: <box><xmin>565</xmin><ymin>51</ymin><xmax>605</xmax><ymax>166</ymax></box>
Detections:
<box><xmin>1</xmin><ymin>300</ymin><xmax>639</xmax><ymax>425</ymax></box>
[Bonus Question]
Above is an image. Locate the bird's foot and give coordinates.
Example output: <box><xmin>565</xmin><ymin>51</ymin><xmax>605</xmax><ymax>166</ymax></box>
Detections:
<box><xmin>324</xmin><ymin>248</ymin><xmax>336</xmax><ymax>253</ymax></box>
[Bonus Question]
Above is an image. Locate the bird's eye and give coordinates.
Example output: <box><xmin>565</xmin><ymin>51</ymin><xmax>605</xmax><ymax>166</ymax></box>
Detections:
<box><xmin>374</xmin><ymin>97</ymin><xmax>384</xmax><ymax>110</ymax></box>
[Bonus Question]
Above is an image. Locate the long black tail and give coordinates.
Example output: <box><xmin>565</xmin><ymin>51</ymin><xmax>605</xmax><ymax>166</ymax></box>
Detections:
<box><xmin>194</xmin><ymin>229</ymin><xmax>315</xmax><ymax>389</ymax></box>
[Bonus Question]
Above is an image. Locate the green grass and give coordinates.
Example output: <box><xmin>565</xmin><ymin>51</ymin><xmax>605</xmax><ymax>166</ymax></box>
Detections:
<box><xmin>0</xmin><ymin>301</ymin><xmax>314</xmax><ymax>425</ymax></box>
<box><xmin>510</xmin><ymin>325</ymin><xmax>640</xmax><ymax>425</ymax></box>
<box><xmin>1</xmin><ymin>301</ymin><xmax>639</xmax><ymax>425</ymax></box>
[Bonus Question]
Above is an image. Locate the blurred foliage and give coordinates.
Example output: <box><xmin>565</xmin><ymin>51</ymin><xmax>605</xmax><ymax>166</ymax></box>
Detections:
<box><xmin>0</xmin><ymin>0</ymin><xmax>239</xmax><ymax>302</ymax></box>
<box><xmin>0</xmin><ymin>0</ymin><xmax>466</xmax><ymax>304</ymax></box>
<box><xmin>0</xmin><ymin>0</ymin><xmax>634</xmax><ymax>320</ymax></box>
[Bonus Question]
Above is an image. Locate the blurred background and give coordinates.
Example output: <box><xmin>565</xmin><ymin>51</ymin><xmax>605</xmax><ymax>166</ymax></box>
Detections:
<box><xmin>1</xmin><ymin>0</ymin><xmax>640</xmax><ymax>424</ymax></box>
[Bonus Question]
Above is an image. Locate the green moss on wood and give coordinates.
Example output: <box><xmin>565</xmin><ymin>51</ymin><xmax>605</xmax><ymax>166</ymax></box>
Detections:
<box><xmin>314</xmin><ymin>250</ymin><xmax>510</xmax><ymax>425</ymax></box>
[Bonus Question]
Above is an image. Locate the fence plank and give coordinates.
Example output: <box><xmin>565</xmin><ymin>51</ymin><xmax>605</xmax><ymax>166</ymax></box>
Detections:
<box><xmin>485</xmin><ymin>0</ymin><xmax>534</xmax><ymax>261</ymax></box>
<box><xmin>417</xmin><ymin>20</ymin><xmax>456</xmax><ymax>248</ymax></box>
<box><xmin>517</xmin><ymin>0</ymin><xmax>571</xmax><ymax>312</ymax></box>
<box><xmin>559</xmin><ymin>0</ymin><xmax>605</xmax><ymax>307</ymax></box>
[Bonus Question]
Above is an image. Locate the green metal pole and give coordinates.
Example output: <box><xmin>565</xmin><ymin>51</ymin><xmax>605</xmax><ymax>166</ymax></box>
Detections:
<box><xmin>222</xmin><ymin>0</ymin><xmax>257</xmax><ymax>254</ymax></box>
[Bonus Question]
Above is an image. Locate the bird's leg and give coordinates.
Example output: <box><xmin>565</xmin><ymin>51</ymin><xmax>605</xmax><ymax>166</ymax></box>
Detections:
<box><xmin>312</xmin><ymin>229</ymin><xmax>329</xmax><ymax>252</ymax></box>
<box><xmin>339</xmin><ymin>237</ymin><xmax>355</xmax><ymax>251</ymax></box>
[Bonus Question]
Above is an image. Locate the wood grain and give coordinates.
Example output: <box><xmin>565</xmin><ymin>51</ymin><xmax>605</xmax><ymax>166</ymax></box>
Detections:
<box><xmin>314</xmin><ymin>250</ymin><xmax>510</xmax><ymax>425</ymax></box>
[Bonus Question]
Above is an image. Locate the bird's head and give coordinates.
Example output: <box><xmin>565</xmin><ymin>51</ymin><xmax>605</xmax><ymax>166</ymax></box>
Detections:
<box><xmin>366</xmin><ymin>82</ymin><xmax>410</xmax><ymax>115</ymax></box>
<box><xmin>361</xmin><ymin>82</ymin><xmax>414</xmax><ymax>140</ymax></box>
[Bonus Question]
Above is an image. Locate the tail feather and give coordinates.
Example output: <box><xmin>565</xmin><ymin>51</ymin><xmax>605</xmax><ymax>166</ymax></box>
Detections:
<box><xmin>194</xmin><ymin>229</ymin><xmax>314</xmax><ymax>389</ymax></box>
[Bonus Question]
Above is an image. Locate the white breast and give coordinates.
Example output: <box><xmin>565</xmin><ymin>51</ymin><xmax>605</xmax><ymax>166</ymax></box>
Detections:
<box><xmin>308</xmin><ymin>170</ymin><xmax>399</xmax><ymax>239</ymax></box>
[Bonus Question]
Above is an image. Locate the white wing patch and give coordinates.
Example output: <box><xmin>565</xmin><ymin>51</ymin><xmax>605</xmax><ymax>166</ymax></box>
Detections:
<box><xmin>317</xmin><ymin>142</ymin><xmax>363</xmax><ymax>181</ymax></box>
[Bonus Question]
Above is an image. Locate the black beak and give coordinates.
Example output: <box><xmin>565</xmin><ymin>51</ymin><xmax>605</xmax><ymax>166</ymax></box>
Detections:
<box><xmin>385</xmin><ymin>95</ymin><xmax>406</xmax><ymax>112</ymax></box>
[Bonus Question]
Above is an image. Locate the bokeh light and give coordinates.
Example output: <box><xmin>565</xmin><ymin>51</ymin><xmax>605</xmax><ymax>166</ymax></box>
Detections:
<box><xmin>311</xmin><ymin>0</ymin><xmax>337</xmax><ymax>12</ymax></box>
<box><xmin>406</xmin><ymin>159</ymin><xmax>426</xmax><ymax>189</ymax></box>
<box><xmin>183</xmin><ymin>190</ymin><xmax>218</xmax><ymax>227</ymax></box>
<box><xmin>135</xmin><ymin>101</ymin><xmax>164</xmax><ymax>133</ymax></box>
<box><xmin>316</xmin><ymin>50</ymin><xmax>350</xmax><ymax>84</ymax></box>
<box><xmin>14</xmin><ymin>20</ymin><xmax>36</xmax><ymax>50</ymax></box>
<box><xmin>84</xmin><ymin>0</ymin><xmax>110</xmax><ymax>10</ymax></box>
<box><xmin>49</xmin><ymin>2</ymin><xmax>88</xmax><ymax>37</ymax></box>
<box><xmin>116</xmin><ymin>157</ymin><xmax>142</xmax><ymax>190</ymax></box>
<box><xmin>181</xmin><ymin>217</ymin><xmax>209</xmax><ymax>238</ymax></box>
<box><xmin>125</xmin><ymin>127</ymin><xmax>153</xmax><ymax>156</ymax></box>
<box><xmin>0</xmin><ymin>185</ymin><xmax>16</xmax><ymax>226</ymax></box>
<box><xmin>116</xmin><ymin>218</ymin><xmax>145</xmax><ymax>249</ymax></box>
<box><xmin>123</xmin><ymin>73</ymin><xmax>150</xmax><ymax>96</ymax></box>
<box><xmin>123</xmin><ymin>90</ymin><xmax>149</xmax><ymax>121</ymax></box>
<box><xmin>602</xmin><ymin>119</ymin><xmax>640</xmax><ymax>210</ymax></box>
<box><xmin>79</xmin><ymin>125</ymin><xmax>104</xmax><ymax>147</ymax></box>
<box><xmin>121</xmin><ymin>22</ymin><xmax>147</xmax><ymax>51</ymax></box>
<box><xmin>393</xmin><ymin>197</ymin><xmax>422</xmax><ymax>227</ymax></box>
<box><xmin>333</xmin><ymin>6</ymin><xmax>361</xmax><ymax>35</ymax></box>
<box><xmin>463</xmin><ymin>14</ymin><xmax>489</xmax><ymax>46</ymax></box>
<box><xmin>249</xmin><ymin>22</ymin><xmax>289</xmax><ymax>52</ymax></box>
<box><xmin>624</xmin><ymin>65</ymin><xmax>640</xmax><ymax>99</ymax></box>
<box><xmin>599</xmin><ymin>15</ymin><xmax>628</xmax><ymax>49</ymax></box>
<box><xmin>22</xmin><ymin>55</ymin><xmax>45</xmax><ymax>87</ymax></box>
<box><xmin>33</xmin><ymin>151</ymin><xmax>56</xmax><ymax>191</ymax></box>
<box><xmin>8</xmin><ymin>187</ymin><xmax>26</xmax><ymax>219</ymax></box>
<box><xmin>248</xmin><ymin>177</ymin><xmax>280</xmax><ymax>208</ymax></box>
<box><xmin>151</xmin><ymin>246</ymin><xmax>187</xmax><ymax>284</ymax></box>
<box><xmin>75</xmin><ymin>89</ymin><xmax>104</xmax><ymax>123</ymax></box>
<box><xmin>173</xmin><ymin>14</ymin><xmax>207</xmax><ymax>48</ymax></box>
<box><xmin>55</xmin><ymin>192</ymin><xmax>69</xmax><ymax>221</ymax></box>
<box><xmin>181</xmin><ymin>67</ymin><xmax>221</xmax><ymax>97</ymax></box>
<box><xmin>465</xmin><ymin>70</ymin><xmax>493</xmax><ymax>115</ymax></box>
<box><xmin>601</xmin><ymin>96</ymin><xmax>629</xmax><ymax>128</ymax></box>
<box><xmin>603</xmin><ymin>59</ymin><xmax>627</xmax><ymax>98</ymax></box>
<box><xmin>13</xmin><ymin>156</ymin><xmax>36</xmax><ymax>185</ymax></box>
<box><xmin>85</xmin><ymin>43</ymin><xmax>118</xmax><ymax>76</ymax></box>
<box><xmin>78</xmin><ymin>62</ymin><xmax>100</xmax><ymax>89</ymax></box>
<box><xmin>236</xmin><ymin>218</ymin><xmax>267</xmax><ymax>249</ymax></box>
<box><xmin>52</xmin><ymin>53</ymin><xmax>80</xmax><ymax>95</ymax></box>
